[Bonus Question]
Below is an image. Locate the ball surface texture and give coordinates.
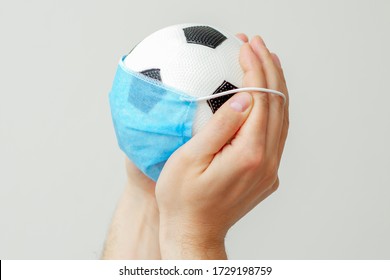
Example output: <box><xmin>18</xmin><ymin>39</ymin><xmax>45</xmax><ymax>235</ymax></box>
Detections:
<box><xmin>124</xmin><ymin>23</ymin><xmax>244</xmax><ymax>134</ymax></box>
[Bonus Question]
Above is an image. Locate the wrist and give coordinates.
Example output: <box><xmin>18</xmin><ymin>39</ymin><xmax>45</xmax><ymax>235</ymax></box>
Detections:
<box><xmin>159</xmin><ymin>219</ymin><xmax>227</xmax><ymax>259</ymax></box>
<box><xmin>102</xmin><ymin>182</ymin><xmax>160</xmax><ymax>260</ymax></box>
<box><xmin>125</xmin><ymin>179</ymin><xmax>156</xmax><ymax>203</ymax></box>
<box><xmin>125</xmin><ymin>182</ymin><xmax>159</xmax><ymax>225</ymax></box>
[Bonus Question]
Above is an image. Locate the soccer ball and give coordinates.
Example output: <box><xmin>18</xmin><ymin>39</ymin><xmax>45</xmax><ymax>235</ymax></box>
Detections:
<box><xmin>124</xmin><ymin>23</ymin><xmax>244</xmax><ymax>135</ymax></box>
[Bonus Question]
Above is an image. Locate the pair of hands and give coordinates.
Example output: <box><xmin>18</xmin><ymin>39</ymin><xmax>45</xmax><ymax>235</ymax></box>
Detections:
<box><xmin>120</xmin><ymin>34</ymin><xmax>289</xmax><ymax>259</ymax></box>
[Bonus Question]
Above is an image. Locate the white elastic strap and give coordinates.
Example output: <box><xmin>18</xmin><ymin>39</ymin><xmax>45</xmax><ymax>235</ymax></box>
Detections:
<box><xmin>182</xmin><ymin>87</ymin><xmax>286</xmax><ymax>105</ymax></box>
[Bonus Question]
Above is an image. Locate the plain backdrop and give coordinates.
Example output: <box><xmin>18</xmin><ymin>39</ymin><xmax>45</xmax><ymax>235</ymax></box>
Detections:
<box><xmin>1</xmin><ymin>0</ymin><xmax>389</xmax><ymax>259</ymax></box>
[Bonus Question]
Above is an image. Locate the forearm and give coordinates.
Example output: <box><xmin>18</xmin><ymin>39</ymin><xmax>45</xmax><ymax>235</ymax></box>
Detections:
<box><xmin>159</xmin><ymin>239</ymin><xmax>227</xmax><ymax>260</ymax></box>
<box><xmin>159</xmin><ymin>221</ymin><xmax>227</xmax><ymax>260</ymax></box>
<box><xmin>102</xmin><ymin>182</ymin><xmax>161</xmax><ymax>259</ymax></box>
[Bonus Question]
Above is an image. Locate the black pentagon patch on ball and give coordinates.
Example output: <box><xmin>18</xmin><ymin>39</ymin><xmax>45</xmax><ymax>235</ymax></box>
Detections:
<box><xmin>127</xmin><ymin>68</ymin><xmax>165</xmax><ymax>113</ymax></box>
<box><xmin>140</xmin><ymin>68</ymin><xmax>162</xmax><ymax>82</ymax></box>
<box><xmin>207</xmin><ymin>81</ymin><xmax>238</xmax><ymax>113</ymax></box>
<box><xmin>183</xmin><ymin>26</ymin><xmax>227</xmax><ymax>49</ymax></box>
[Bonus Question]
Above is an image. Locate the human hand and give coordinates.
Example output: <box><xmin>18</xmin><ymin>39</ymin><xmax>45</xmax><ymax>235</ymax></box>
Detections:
<box><xmin>155</xmin><ymin>35</ymin><xmax>289</xmax><ymax>259</ymax></box>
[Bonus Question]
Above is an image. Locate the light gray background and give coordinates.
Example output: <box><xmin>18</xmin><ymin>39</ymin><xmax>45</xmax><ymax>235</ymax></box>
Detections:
<box><xmin>1</xmin><ymin>0</ymin><xmax>389</xmax><ymax>259</ymax></box>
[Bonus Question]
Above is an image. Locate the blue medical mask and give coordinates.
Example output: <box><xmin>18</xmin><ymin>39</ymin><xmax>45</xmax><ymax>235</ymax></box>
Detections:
<box><xmin>109</xmin><ymin>55</ymin><xmax>285</xmax><ymax>181</ymax></box>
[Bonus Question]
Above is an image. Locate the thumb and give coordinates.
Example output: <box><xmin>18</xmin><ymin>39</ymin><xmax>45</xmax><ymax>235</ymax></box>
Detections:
<box><xmin>185</xmin><ymin>92</ymin><xmax>253</xmax><ymax>157</ymax></box>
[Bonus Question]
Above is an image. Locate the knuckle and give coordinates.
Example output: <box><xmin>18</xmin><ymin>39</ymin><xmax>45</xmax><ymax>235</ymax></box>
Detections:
<box><xmin>238</xmin><ymin>151</ymin><xmax>266</xmax><ymax>171</ymax></box>
<box><xmin>271</xmin><ymin>178</ymin><xmax>280</xmax><ymax>192</ymax></box>
<box><xmin>262</xmin><ymin>159</ymin><xmax>279</xmax><ymax>185</ymax></box>
<box><xmin>249</xmin><ymin>153</ymin><xmax>265</xmax><ymax>167</ymax></box>
<box><xmin>270</xmin><ymin>93</ymin><xmax>285</xmax><ymax>109</ymax></box>
<box><xmin>268</xmin><ymin>158</ymin><xmax>279</xmax><ymax>175</ymax></box>
<box><xmin>172</xmin><ymin>146</ymin><xmax>194</xmax><ymax>163</ymax></box>
<box><xmin>214</xmin><ymin>113</ymin><xmax>237</xmax><ymax>132</ymax></box>
<box><xmin>264</xmin><ymin>174</ymin><xmax>278</xmax><ymax>189</ymax></box>
<box><xmin>255</xmin><ymin>92</ymin><xmax>270</xmax><ymax>110</ymax></box>
<box><xmin>214</xmin><ymin>114</ymin><xmax>228</xmax><ymax>129</ymax></box>
<box><xmin>262</xmin><ymin>60</ymin><xmax>273</xmax><ymax>72</ymax></box>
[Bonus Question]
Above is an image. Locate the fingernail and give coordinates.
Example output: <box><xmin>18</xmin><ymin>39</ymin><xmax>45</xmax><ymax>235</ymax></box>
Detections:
<box><xmin>230</xmin><ymin>92</ymin><xmax>252</xmax><ymax>112</ymax></box>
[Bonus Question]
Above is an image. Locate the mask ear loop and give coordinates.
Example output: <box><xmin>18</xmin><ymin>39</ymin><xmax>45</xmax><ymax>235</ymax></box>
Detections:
<box><xmin>180</xmin><ymin>87</ymin><xmax>286</xmax><ymax>105</ymax></box>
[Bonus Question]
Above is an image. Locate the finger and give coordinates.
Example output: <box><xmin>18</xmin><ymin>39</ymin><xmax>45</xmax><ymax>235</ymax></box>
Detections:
<box><xmin>271</xmin><ymin>52</ymin><xmax>287</xmax><ymax>87</ymax></box>
<box><xmin>277</xmin><ymin>97</ymin><xmax>289</xmax><ymax>164</ymax></box>
<box><xmin>271</xmin><ymin>53</ymin><xmax>281</xmax><ymax>68</ymax></box>
<box><xmin>277</xmin><ymin>117</ymin><xmax>289</xmax><ymax>164</ymax></box>
<box><xmin>270</xmin><ymin>52</ymin><xmax>289</xmax><ymax>114</ymax></box>
<box><xmin>236</xmin><ymin>33</ymin><xmax>249</xmax><ymax>42</ymax></box>
<box><xmin>250</xmin><ymin>36</ymin><xmax>285</xmax><ymax>161</ymax></box>
<box><xmin>270</xmin><ymin>53</ymin><xmax>290</xmax><ymax>163</ymax></box>
<box><xmin>184</xmin><ymin>91</ymin><xmax>253</xmax><ymax>158</ymax></box>
<box><xmin>251</xmin><ymin>37</ymin><xmax>285</xmax><ymax>105</ymax></box>
<box><xmin>232</xmin><ymin>42</ymin><xmax>269</xmax><ymax>153</ymax></box>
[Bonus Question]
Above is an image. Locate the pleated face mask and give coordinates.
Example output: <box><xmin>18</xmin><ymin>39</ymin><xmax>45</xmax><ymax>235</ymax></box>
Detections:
<box><xmin>109</xmin><ymin>55</ymin><xmax>285</xmax><ymax>181</ymax></box>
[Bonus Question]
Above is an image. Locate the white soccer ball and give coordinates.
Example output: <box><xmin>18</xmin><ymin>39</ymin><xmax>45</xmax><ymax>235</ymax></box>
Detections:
<box><xmin>124</xmin><ymin>23</ymin><xmax>244</xmax><ymax>135</ymax></box>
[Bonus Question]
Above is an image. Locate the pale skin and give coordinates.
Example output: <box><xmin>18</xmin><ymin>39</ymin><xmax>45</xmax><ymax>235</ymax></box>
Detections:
<box><xmin>102</xmin><ymin>33</ymin><xmax>289</xmax><ymax>260</ymax></box>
